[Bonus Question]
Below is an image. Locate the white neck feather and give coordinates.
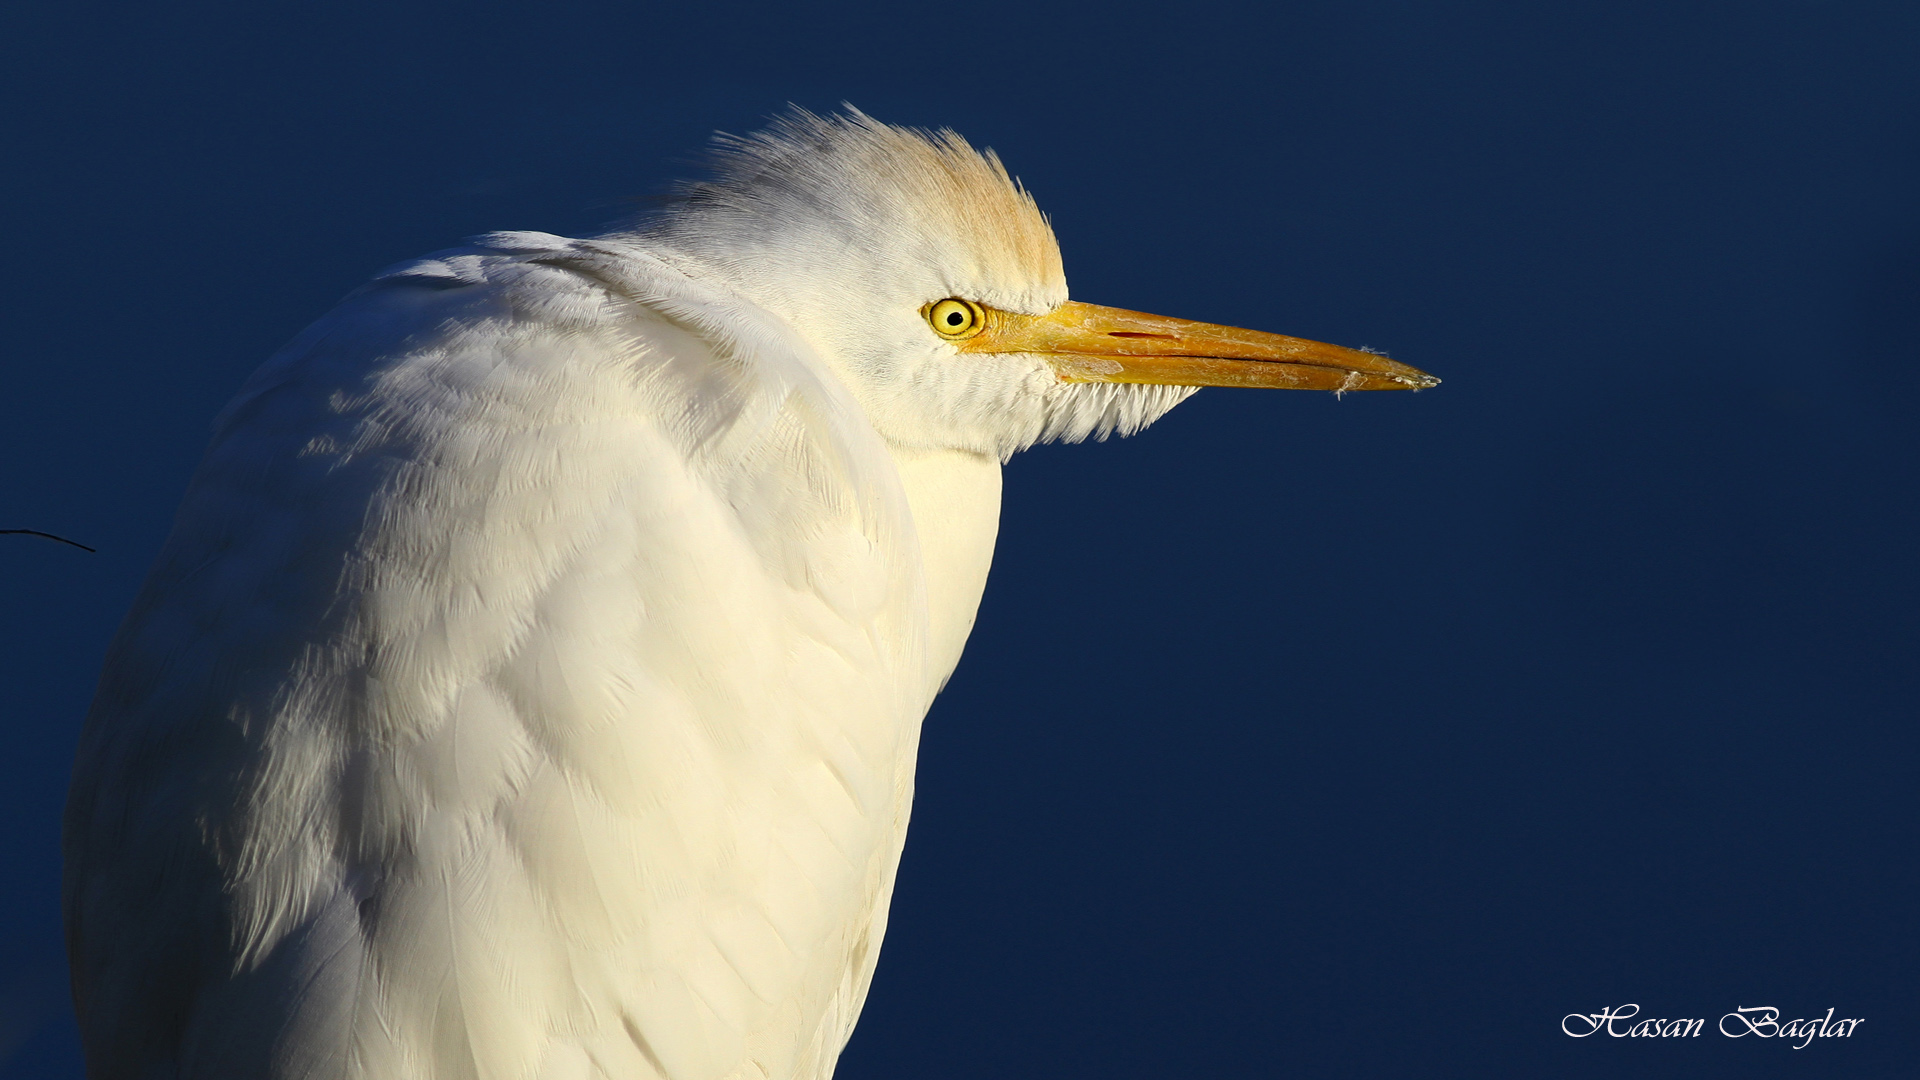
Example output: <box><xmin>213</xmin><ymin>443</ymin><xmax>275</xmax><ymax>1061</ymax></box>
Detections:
<box><xmin>885</xmin><ymin>444</ymin><xmax>1003</xmax><ymax>693</ymax></box>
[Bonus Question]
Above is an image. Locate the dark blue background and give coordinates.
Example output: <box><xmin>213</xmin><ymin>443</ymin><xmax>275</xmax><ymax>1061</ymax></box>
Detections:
<box><xmin>3</xmin><ymin>2</ymin><xmax>1914</xmax><ymax>1077</ymax></box>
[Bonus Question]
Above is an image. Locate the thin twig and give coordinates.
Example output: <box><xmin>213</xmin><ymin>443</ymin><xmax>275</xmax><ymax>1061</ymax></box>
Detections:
<box><xmin>1</xmin><ymin>529</ymin><xmax>97</xmax><ymax>553</ymax></box>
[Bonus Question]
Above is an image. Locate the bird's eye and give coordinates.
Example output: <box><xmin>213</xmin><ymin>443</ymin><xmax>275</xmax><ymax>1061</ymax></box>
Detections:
<box><xmin>925</xmin><ymin>298</ymin><xmax>985</xmax><ymax>340</ymax></box>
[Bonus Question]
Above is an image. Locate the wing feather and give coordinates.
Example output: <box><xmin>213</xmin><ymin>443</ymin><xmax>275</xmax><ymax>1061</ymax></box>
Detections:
<box><xmin>64</xmin><ymin>233</ymin><xmax>929</xmax><ymax>1080</ymax></box>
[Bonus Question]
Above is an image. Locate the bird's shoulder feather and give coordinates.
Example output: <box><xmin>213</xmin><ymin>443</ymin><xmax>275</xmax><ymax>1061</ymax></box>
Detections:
<box><xmin>65</xmin><ymin>233</ymin><xmax>929</xmax><ymax>1080</ymax></box>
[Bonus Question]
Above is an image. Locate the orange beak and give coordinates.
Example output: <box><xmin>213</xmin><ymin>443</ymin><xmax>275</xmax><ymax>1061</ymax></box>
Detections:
<box><xmin>950</xmin><ymin>300</ymin><xmax>1437</xmax><ymax>392</ymax></box>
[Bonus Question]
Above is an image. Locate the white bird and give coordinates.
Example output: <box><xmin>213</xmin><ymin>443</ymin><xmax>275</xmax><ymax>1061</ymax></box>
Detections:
<box><xmin>63</xmin><ymin>109</ymin><xmax>1435</xmax><ymax>1080</ymax></box>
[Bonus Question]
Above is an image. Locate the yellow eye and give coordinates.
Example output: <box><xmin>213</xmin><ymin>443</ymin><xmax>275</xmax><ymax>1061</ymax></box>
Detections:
<box><xmin>925</xmin><ymin>298</ymin><xmax>985</xmax><ymax>339</ymax></box>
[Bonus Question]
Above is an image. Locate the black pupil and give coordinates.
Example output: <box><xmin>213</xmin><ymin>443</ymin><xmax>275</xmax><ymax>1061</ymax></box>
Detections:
<box><xmin>945</xmin><ymin>310</ymin><xmax>964</xmax><ymax>326</ymax></box>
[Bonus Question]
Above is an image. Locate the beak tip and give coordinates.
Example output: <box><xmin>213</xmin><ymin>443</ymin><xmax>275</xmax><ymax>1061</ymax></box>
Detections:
<box><xmin>1385</xmin><ymin>366</ymin><xmax>1440</xmax><ymax>391</ymax></box>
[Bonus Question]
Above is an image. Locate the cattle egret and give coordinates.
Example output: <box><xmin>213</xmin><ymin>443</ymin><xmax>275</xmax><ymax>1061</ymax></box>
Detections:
<box><xmin>64</xmin><ymin>109</ymin><xmax>1437</xmax><ymax>1080</ymax></box>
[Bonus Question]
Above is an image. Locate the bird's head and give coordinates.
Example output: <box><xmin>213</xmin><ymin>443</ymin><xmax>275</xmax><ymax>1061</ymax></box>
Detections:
<box><xmin>636</xmin><ymin>109</ymin><xmax>1436</xmax><ymax>460</ymax></box>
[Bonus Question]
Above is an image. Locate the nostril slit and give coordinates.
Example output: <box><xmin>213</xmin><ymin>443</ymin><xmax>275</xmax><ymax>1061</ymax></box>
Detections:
<box><xmin>1107</xmin><ymin>331</ymin><xmax>1177</xmax><ymax>339</ymax></box>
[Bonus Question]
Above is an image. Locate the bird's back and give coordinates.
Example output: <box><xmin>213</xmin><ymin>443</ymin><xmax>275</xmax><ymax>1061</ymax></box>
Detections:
<box><xmin>63</xmin><ymin>233</ymin><xmax>930</xmax><ymax>1080</ymax></box>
